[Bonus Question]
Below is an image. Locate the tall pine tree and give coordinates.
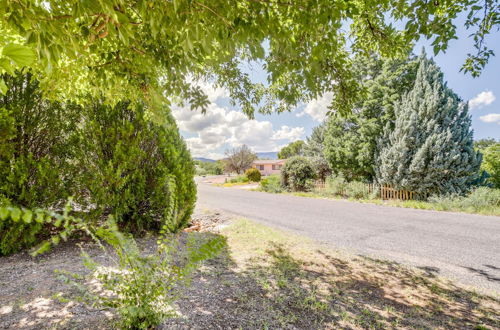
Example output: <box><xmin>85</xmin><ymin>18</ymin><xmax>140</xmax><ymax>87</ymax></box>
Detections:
<box><xmin>324</xmin><ymin>54</ymin><xmax>419</xmax><ymax>181</ymax></box>
<box><xmin>375</xmin><ymin>52</ymin><xmax>481</xmax><ymax>195</ymax></box>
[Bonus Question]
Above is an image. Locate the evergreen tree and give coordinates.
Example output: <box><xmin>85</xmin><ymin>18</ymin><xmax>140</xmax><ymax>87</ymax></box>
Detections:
<box><xmin>375</xmin><ymin>53</ymin><xmax>481</xmax><ymax>195</ymax></box>
<box><xmin>304</xmin><ymin>123</ymin><xmax>327</xmax><ymax>158</ymax></box>
<box><xmin>324</xmin><ymin>54</ymin><xmax>419</xmax><ymax>181</ymax></box>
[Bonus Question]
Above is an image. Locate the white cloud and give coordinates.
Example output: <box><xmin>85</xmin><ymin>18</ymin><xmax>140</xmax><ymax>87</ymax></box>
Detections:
<box><xmin>469</xmin><ymin>91</ymin><xmax>496</xmax><ymax>110</ymax></box>
<box><xmin>197</xmin><ymin>81</ymin><xmax>230</xmax><ymax>103</ymax></box>
<box><xmin>296</xmin><ymin>92</ymin><xmax>333</xmax><ymax>122</ymax></box>
<box><xmin>479</xmin><ymin>113</ymin><xmax>500</xmax><ymax>124</ymax></box>
<box><xmin>173</xmin><ymin>104</ymin><xmax>305</xmax><ymax>158</ymax></box>
<box><xmin>272</xmin><ymin>125</ymin><xmax>305</xmax><ymax>141</ymax></box>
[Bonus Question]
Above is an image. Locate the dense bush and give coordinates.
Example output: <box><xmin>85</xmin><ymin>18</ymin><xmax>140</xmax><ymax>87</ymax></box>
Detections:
<box><xmin>0</xmin><ymin>73</ymin><xmax>80</xmax><ymax>255</ymax></box>
<box><xmin>0</xmin><ymin>73</ymin><xmax>196</xmax><ymax>255</ymax></box>
<box><xmin>245</xmin><ymin>168</ymin><xmax>262</xmax><ymax>182</ymax></box>
<box><xmin>74</xmin><ymin>100</ymin><xmax>196</xmax><ymax>233</ymax></box>
<box><xmin>259</xmin><ymin>175</ymin><xmax>283</xmax><ymax>193</ymax></box>
<box><xmin>281</xmin><ymin>156</ymin><xmax>316</xmax><ymax>192</ymax></box>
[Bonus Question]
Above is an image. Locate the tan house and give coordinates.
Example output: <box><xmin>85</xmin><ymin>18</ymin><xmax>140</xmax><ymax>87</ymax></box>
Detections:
<box><xmin>252</xmin><ymin>159</ymin><xmax>286</xmax><ymax>176</ymax></box>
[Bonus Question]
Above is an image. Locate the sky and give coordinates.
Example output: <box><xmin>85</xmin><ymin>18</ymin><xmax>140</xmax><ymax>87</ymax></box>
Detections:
<box><xmin>173</xmin><ymin>16</ymin><xmax>500</xmax><ymax>160</ymax></box>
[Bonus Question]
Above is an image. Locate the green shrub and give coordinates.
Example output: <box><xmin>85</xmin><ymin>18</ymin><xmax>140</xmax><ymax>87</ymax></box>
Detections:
<box><xmin>0</xmin><ymin>73</ymin><xmax>197</xmax><ymax>255</ymax></box>
<box><xmin>0</xmin><ymin>73</ymin><xmax>80</xmax><ymax>255</ymax></box>
<box><xmin>259</xmin><ymin>175</ymin><xmax>283</xmax><ymax>193</ymax></box>
<box><xmin>74</xmin><ymin>100</ymin><xmax>196</xmax><ymax>233</ymax></box>
<box><xmin>325</xmin><ymin>175</ymin><xmax>347</xmax><ymax>196</ymax></box>
<box><xmin>281</xmin><ymin>156</ymin><xmax>316</xmax><ymax>191</ymax></box>
<box><xmin>245</xmin><ymin>168</ymin><xmax>262</xmax><ymax>182</ymax></box>
<box><xmin>428</xmin><ymin>187</ymin><xmax>500</xmax><ymax>213</ymax></box>
<box><xmin>345</xmin><ymin>181</ymin><xmax>370</xmax><ymax>199</ymax></box>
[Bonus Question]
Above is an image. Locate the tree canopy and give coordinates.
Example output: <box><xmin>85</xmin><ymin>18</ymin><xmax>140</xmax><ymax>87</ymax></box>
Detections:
<box><xmin>278</xmin><ymin>140</ymin><xmax>305</xmax><ymax>159</ymax></box>
<box><xmin>1</xmin><ymin>0</ymin><xmax>498</xmax><ymax>116</ymax></box>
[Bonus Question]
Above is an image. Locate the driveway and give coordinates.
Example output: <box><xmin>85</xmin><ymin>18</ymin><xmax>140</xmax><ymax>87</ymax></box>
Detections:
<box><xmin>196</xmin><ymin>178</ymin><xmax>500</xmax><ymax>294</ymax></box>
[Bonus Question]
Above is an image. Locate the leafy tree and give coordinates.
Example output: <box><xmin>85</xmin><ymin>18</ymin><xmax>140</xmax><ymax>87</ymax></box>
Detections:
<box><xmin>474</xmin><ymin>138</ymin><xmax>497</xmax><ymax>151</ymax></box>
<box><xmin>281</xmin><ymin>156</ymin><xmax>316</xmax><ymax>192</ymax></box>
<box><xmin>224</xmin><ymin>145</ymin><xmax>256</xmax><ymax>174</ymax></box>
<box><xmin>482</xmin><ymin>143</ymin><xmax>500</xmax><ymax>188</ymax></box>
<box><xmin>278</xmin><ymin>140</ymin><xmax>305</xmax><ymax>159</ymax></box>
<box><xmin>324</xmin><ymin>54</ymin><xmax>419</xmax><ymax>181</ymax></box>
<box><xmin>375</xmin><ymin>53</ymin><xmax>482</xmax><ymax>195</ymax></box>
<box><xmin>1</xmin><ymin>1</ymin><xmax>497</xmax><ymax>115</ymax></box>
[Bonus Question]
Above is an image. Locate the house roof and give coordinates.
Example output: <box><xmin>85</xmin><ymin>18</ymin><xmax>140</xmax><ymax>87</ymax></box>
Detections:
<box><xmin>253</xmin><ymin>159</ymin><xmax>286</xmax><ymax>165</ymax></box>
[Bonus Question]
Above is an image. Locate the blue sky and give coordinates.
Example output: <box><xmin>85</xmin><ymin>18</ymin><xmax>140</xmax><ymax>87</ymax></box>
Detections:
<box><xmin>173</xmin><ymin>16</ymin><xmax>500</xmax><ymax>159</ymax></box>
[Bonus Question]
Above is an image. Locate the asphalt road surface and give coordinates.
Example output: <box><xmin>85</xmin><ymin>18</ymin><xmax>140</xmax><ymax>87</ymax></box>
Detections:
<box><xmin>196</xmin><ymin>178</ymin><xmax>500</xmax><ymax>294</ymax></box>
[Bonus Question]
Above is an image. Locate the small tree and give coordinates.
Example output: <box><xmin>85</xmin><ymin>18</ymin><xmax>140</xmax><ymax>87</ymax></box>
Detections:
<box><xmin>224</xmin><ymin>145</ymin><xmax>257</xmax><ymax>174</ymax></box>
<box><xmin>281</xmin><ymin>156</ymin><xmax>316</xmax><ymax>192</ymax></box>
<box><xmin>278</xmin><ymin>140</ymin><xmax>305</xmax><ymax>159</ymax></box>
<box><xmin>375</xmin><ymin>53</ymin><xmax>482</xmax><ymax>195</ymax></box>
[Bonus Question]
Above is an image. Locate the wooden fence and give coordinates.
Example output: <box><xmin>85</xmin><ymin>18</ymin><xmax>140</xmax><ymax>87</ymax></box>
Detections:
<box><xmin>314</xmin><ymin>181</ymin><xmax>426</xmax><ymax>201</ymax></box>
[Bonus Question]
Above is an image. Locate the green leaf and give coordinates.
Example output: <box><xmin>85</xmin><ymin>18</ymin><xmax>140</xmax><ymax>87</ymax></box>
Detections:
<box><xmin>0</xmin><ymin>207</ymin><xmax>9</xmax><ymax>220</ymax></box>
<box><xmin>2</xmin><ymin>44</ymin><xmax>36</xmax><ymax>67</ymax></box>
<box><xmin>10</xmin><ymin>208</ymin><xmax>21</xmax><ymax>222</ymax></box>
<box><xmin>0</xmin><ymin>58</ymin><xmax>14</xmax><ymax>75</ymax></box>
<box><xmin>22</xmin><ymin>210</ymin><xmax>33</xmax><ymax>223</ymax></box>
<box><xmin>0</xmin><ymin>79</ymin><xmax>7</xmax><ymax>95</ymax></box>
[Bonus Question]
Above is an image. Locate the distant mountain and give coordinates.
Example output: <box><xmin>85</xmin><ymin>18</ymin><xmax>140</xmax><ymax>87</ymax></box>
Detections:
<box><xmin>256</xmin><ymin>152</ymin><xmax>278</xmax><ymax>160</ymax></box>
<box><xmin>194</xmin><ymin>157</ymin><xmax>215</xmax><ymax>163</ymax></box>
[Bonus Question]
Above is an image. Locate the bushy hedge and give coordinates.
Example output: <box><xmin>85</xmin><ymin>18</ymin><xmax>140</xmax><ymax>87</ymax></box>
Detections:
<box><xmin>0</xmin><ymin>73</ymin><xmax>196</xmax><ymax>255</ymax></box>
<box><xmin>0</xmin><ymin>73</ymin><xmax>80</xmax><ymax>254</ymax></box>
<box><xmin>245</xmin><ymin>168</ymin><xmax>261</xmax><ymax>182</ymax></box>
<box><xmin>74</xmin><ymin>100</ymin><xmax>196</xmax><ymax>232</ymax></box>
<box><xmin>280</xmin><ymin>156</ymin><xmax>316</xmax><ymax>191</ymax></box>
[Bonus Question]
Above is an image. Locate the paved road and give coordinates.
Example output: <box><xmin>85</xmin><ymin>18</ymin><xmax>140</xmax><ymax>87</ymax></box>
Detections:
<box><xmin>196</xmin><ymin>178</ymin><xmax>500</xmax><ymax>294</ymax></box>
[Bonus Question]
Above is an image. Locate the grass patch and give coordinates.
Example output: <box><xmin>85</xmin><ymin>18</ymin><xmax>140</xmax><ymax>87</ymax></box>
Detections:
<box><xmin>285</xmin><ymin>190</ymin><xmax>500</xmax><ymax>216</ymax></box>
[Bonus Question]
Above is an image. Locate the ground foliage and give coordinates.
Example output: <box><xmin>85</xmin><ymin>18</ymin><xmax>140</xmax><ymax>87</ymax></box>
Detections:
<box><xmin>0</xmin><ymin>0</ymin><xmax>498</xmax><ymax>116</ymax></box>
